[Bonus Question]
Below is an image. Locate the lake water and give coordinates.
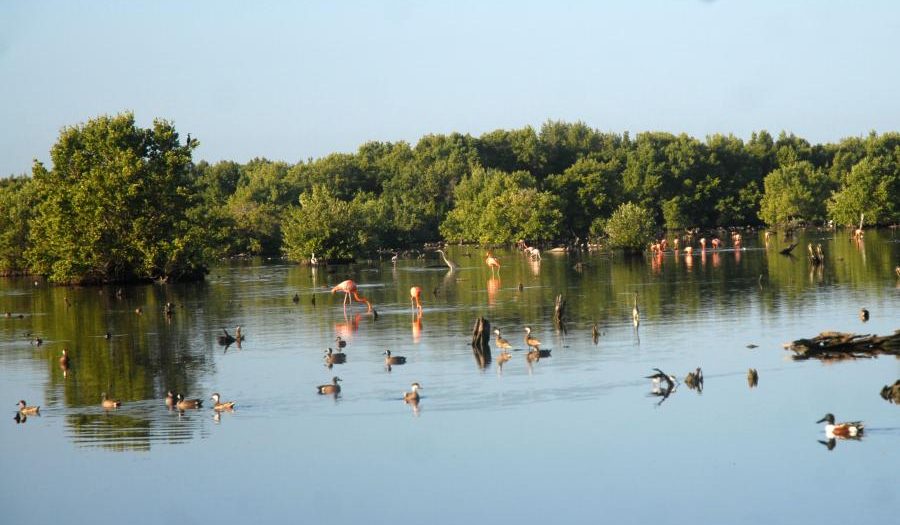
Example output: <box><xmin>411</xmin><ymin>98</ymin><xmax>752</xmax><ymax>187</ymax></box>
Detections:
<box><xmin>1</xmin><ymin>230</ymin><xmax>898</xmax><ymax>524</ymax></box>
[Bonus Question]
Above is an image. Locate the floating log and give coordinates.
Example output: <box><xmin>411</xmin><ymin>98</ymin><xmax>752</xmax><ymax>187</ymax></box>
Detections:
<box><xmin>471</xmin><ymin>317</ymin><xmax>492</xmax><ymax>367</ymax></box>
<box><xmin>786</xmin><ymin>330</ymin><xmax>900</xmax><ymax>360</ymax></box>
<box><xmin>779</xmin><ymin>242</ymin><xmax>799</xmax><ymax>255</ymax></box>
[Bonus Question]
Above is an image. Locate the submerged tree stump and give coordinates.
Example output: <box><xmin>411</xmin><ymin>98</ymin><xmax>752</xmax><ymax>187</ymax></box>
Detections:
<box><xmin>786</xmin><ymin>330</ymin><xmax>900</xmax><ymax>360</ymax></box>
<box><xmin>471</xmin><ymin>317</ymin><xmax>492</xmax><ymax>367</ymax></box>
<box><xmin>553</xmin><ymin>294</ymin><xmax>567</xmax><ymax>332</ymax></box>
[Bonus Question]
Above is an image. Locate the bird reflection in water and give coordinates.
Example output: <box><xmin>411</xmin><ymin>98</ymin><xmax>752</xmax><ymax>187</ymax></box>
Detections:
<box><xmin>334</xmin><ymin>314</ymin><xmax>362</xmax><ymax>342</ymax></box>
<box><xmin>646</xmin><ymin>368</ymin><xmax>677</xmax><ymax>406</ymax></box>
<box><xmin>412</xmin><ymin>311</ymin><xmax>423</xmax><ymax>343</ymax></box>
<box><xmin>487</xmin><ymin>277</ymin><xmax>500</xmax><ymax>305</ymax></box>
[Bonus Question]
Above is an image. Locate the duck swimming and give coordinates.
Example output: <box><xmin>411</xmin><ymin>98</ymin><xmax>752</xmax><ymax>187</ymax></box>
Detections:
<box><xmin>175</xmin><ymin>393</ymin><xmax>203</xmax><ymax>410</ymax></box>
<box><xmin>404</xmin><ymin>383</ymin><xmax>422</xmax><ymax>403</ymax></box>
<box><xmin>16</xmin><ymin>400</ymin><xmax>40</xmax><ymax>415</ymax></box>
<box><xmin>317</xmin><ymin>377</ymin><xmax>342</xmax><ymax>395</ymax></box>
<box><xmin>211</xmin><ymin>393</ymin><xmax>236</xmax><ymax>411</ymax></box>
<box><xmin>816</xmin><ymin>413</ymin><xmax>864</xmax><ymax>439</ymax></box>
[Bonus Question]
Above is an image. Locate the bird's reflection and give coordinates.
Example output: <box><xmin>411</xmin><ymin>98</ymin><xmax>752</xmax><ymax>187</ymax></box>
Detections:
<box><xmin>406</xmin><ymin>398</ymin><xmax>420</xmax><ymax>417</ymax></box>
<box><xmin>529</xmin><ymin>259</ymin><xmax>541</xmax><ymax>276</ymax></box>
<box><xmin>412</xmin><ymin>311</ymin><xmax>422</xmax><ymax>343</ymax></box>
<box><xmin>13</xmin><ymin>412</ymin><xmax>27</xmax><ymax>424</ymax></box>
<box><xmin>487</xmin><ymin>277</ymin><xmax>500</xmax><ymax>305</ymax></box>
<box><xmin>334</xmin><ymin>313</ymin><xmax>361</xmax><ymax>340</ymax></box>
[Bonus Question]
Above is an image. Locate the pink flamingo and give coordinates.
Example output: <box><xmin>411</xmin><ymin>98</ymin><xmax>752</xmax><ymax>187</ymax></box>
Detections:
<box><xmin>331</xmin><ymin>280</ymin><xmax>372</xmax><ymax>312</ymax></box>
<box><xmin>410</xmin><ymin>286</ymin><xmax>423</xmax><ymax>313</ymax></box>
<box><xmin>485</xmin><ymin>252</ymin><xmax>501</xmax><ymax>276</ymax></box>
<box><xmin>699</xmin><ymin>238</ymin><xmax>707</xmax><ymax>250</ymax></box>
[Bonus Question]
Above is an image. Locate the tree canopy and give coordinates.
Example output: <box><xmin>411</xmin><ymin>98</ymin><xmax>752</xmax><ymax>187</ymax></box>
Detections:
<box><xmin>3</xmin><ymin>114</ymin><xmax>900</xmax><ymax>275</ymax></box>
<box><xmin>24</xmin><ymin>112</ymin><xmax>213</xmax><ymax>284</ymax></box>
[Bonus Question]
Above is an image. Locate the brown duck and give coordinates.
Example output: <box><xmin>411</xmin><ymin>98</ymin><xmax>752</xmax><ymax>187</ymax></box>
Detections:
<box><xmin>317</xmin><ymin>377</ymin><xmax>342</xmax><ymax>395</ymax></box>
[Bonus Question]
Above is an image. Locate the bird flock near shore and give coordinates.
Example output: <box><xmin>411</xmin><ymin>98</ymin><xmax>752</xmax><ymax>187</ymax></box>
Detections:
<box><xmin>12</xmin><ymin>240</ymin><xmax>898</xmax><ymax>442</ymax></box>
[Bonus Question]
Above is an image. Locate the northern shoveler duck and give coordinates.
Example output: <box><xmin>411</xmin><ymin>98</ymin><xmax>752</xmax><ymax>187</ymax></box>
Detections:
<box><xmin>384</xmin><ymin>350</ymin><xmax>406</xmax><ymax>366</ymax></box>
<box><xmin>16</xmin><ymin>400</ymin><xmax>39</xmax><ymax>415</ymax></box>
<box><xmin>211</xmin><ymin>393</ymin><xmax>236</xmax><ymax>411</ymax></box>
<box><xmin>335</xmin><ymin>336</ymin><xmax>347</xmax><ymax>349</ymax></box>
<box><xmin>324</xmin><ymin>347</ymin><xmax>347</xmax><ymax>366</ymax></box>
<box><xmin>317</xmin><ymin>377</ymin><xmax>342</xmax><ymax>395</ymax></box>
<box><xmin>404</xmin><ymin>383</ymin><xmax>422</xmax><ymax>403</ymax></box>
<box><xmin>817</xmin><ymin>413</ymin><xmax>864</xmax><ymax>439</ymax></box>
<box><xmin>175</xmin><ymin>393</ymin><xmax>203</xmax><ymax>410</ymax></box>
<box><xmin>101</xmin><ymin>393</ymin><xmax>121</xmax><ymax>409</ymax></box>
<box><xmin>493</xmin><ymin>329</ymin><xmax>513</xmax><ymax>350</ymax></box>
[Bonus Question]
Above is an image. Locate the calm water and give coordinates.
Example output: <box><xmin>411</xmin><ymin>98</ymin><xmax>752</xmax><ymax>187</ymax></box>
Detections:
<box><xmin>2</xmin><ymin>230</ymin><xmax>899</xmax><ymax>524</ymax></box>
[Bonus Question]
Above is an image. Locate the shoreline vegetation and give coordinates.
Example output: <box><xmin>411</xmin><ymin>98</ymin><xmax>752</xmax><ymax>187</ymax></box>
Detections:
<box><xmin>1</xmin><ymin>112</ymin><xmax>898</xmax><ymax>284</ymax></box>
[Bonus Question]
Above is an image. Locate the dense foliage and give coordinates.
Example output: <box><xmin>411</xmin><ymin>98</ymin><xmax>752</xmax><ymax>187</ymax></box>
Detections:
<box><xmin>597</xmin><ymin>202</ymin><xmax>657</xmax><ymax>252</ymax></box>
<box><xmin>3</xmin><ymin>114</ymin><xmax>900</xmax><ymax>276</ymax></box>
<box><xmin>24</xmin><ymin>113</ymin><xmax>213</xmax><ymax>284</ymax></box>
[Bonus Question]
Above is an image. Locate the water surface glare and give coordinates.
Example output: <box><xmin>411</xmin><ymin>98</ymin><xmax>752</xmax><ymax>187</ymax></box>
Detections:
<box><xmin>2</xmin><ymin>231</ymin><xmax>899</xmax><ymax>524</ymax></box>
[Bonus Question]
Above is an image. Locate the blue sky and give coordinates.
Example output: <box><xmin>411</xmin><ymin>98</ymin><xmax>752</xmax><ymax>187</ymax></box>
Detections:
<box><xmin>2</xmin><ymin>0</ymin><xmax>898</xmax><ymax>176</ymax></box>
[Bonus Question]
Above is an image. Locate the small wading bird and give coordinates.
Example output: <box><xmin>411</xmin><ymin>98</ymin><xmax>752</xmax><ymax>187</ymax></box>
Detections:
<box><xmin>17</xmin><ymin>400</ymin><xmax>40</xmax><ymax>415</ymax></box>
<box><xmin>524</xmin><ymin>326</ymin><xmax>541</xmax><ymax>351</ymax></box>
<box><xmin>211</xmin><ymin>393</ymin><xmax>236</xmax><ymax>411</ymax></box>
<box><xmin>331</xmin><ymin>279</ymin><xmax>372</xmax><ymax>312</ymax></box>
<box><xmin>410</xmin><ymin>286</ymin><xmax>423</xmax><ymax>313</ymax></box>
<box><xmin>485</xmin><ymin>252</ymin><xmax>501</xmax><ymax>276</ymax></box>
<box><xmin>404</xmin><ymin>383</ymin><xmax>422</xmax><ymax>403</ymax></box>
<box><xmin>493</xmin><ymin>329</ymin><xmax>513</xmax><ymax>351</ymax></box>
<box><xmin>317</xmin><ymin>376</ymin><xmax>342</xmax><ymax>395</ymax></box>
<box><xmin>816</xmin><ymin>413</ymin><xmax>864</xmax><ymax>439</ymax></box>
<box><xmin>524</xmin><ymin>327</ymin><xmax>551</xmax><ymax>359</ymax></box>
<box><xmin>59</xmin><ymin>348</ymin><xmax>70</xmax><ymax>369</ymax></box>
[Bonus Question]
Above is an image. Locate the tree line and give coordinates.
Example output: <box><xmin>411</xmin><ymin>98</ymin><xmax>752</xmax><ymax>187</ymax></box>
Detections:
<box><xmin>1</xmin><ymin>112</ymin><xmax>898</xmax><ymax>283</ymax></box>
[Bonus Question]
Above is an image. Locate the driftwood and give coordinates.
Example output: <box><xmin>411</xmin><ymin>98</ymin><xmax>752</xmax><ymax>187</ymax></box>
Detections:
<box><xmin>786</xmin><ymin>330</ymin><xmax>900</xmax><ymax>360</ymax></box>
<box><xmin>553</xmin><ymin>294</ymin><xmax>566</xmax><ymax>331</ymax></box>
<box><xmin>471</xmin><ymin>317</ymin><xmax>492</xmax><ymax>367</ymax></box>
<box><xmin>779</xmin><ymin>242</ymin><xmax>799</xmax><ymax>255</ymax></box>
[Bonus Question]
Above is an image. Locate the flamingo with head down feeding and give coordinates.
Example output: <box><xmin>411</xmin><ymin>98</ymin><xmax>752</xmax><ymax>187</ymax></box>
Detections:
<box><xmin>331</xmin><ymin>279</ymin><xmax>372</xmax><ymax>312</ymax></box>
<box><xmin>410</xmin><ymin>286</ymin><xmax>423</xmax><ymax>313</ymax></box>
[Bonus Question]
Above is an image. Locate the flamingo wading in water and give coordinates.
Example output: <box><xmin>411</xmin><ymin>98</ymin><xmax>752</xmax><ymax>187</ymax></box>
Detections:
<box><xmin>331</xmin><ymin>279</ymin><xmax>372</xmax><ymax>312</ymax></box>
<box><xmin>410</xmin><ymin>286</ymin><xmax>423</xmax><ymax>313</ymax></box>
<box><xmin>486</xmin><ymin>252</ymin><xmax>501</xmax><ymax>276</ymax></box>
